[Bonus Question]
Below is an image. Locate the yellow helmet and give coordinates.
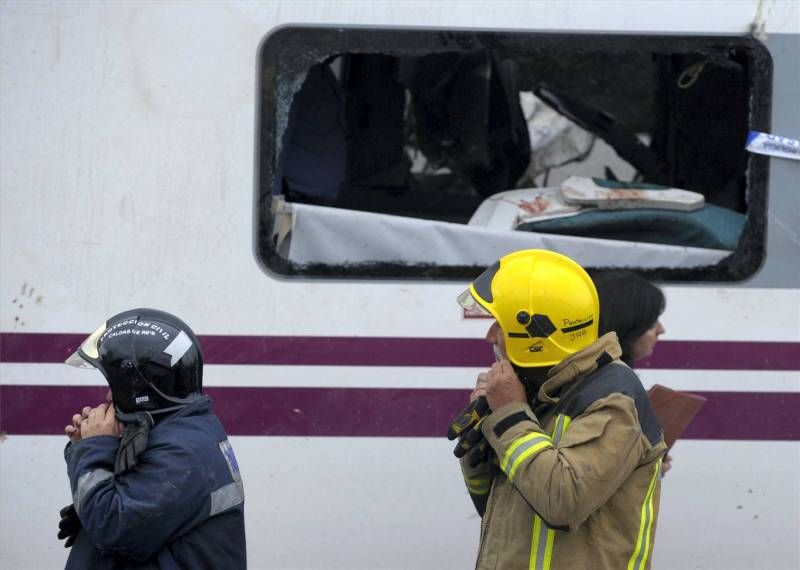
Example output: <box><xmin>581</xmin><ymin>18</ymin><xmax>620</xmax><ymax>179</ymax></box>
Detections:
<box><xmin>458</xmin><ymin>249</ymin><xmax>599</xmax><ymax>368</ymax></box>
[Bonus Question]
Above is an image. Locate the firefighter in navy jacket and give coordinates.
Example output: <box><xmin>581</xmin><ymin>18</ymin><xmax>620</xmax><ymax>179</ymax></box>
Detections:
<box><xmin>59</xmin><ymin>308</ymin><xmax>246</xmax><ymax>569</ymax></box>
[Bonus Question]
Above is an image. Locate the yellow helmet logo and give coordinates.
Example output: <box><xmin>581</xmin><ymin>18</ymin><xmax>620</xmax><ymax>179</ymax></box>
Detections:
<box><xmin>460</xmin><ymin>249</ymin><xmax>599</xmax><ymax>368</ymax></box>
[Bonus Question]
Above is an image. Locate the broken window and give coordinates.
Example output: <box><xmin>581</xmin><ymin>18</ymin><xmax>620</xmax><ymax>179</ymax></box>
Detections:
<box><xmin>255</xmin><ymin>27</ymin><xmax>771</xmax><ymax>281</ymax></box>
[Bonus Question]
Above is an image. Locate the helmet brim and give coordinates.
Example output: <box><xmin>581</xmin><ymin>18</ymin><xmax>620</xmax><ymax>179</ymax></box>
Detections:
<box><xmin>64</xmin><ymin>321</ymin><xmax>107</xmax><ymax>369</ymax></box>
<box><xmin>456</xmin><ymin>289</ymin><xmax>492</xmax><ymax>317</ymax></box>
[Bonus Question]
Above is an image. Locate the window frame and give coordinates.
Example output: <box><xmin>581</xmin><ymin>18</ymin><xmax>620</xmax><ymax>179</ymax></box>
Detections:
<box><xmin>254</xmin><ymin>25</ymin><xmax>772</xmax><ymax>282</ymax></box>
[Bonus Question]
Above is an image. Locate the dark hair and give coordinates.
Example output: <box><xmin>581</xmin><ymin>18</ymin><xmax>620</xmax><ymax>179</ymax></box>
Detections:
<box><xmin>591</xmin><ymin>270</ymin><xmax>665</xmax><ymax>366</ymax></box>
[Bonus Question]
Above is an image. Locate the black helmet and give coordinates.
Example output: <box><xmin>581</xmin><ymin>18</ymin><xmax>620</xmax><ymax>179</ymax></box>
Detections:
<box><xmin>66</xmin><ymin>308</ymin><xmax>203</xmax><ymax>415</ymax></box>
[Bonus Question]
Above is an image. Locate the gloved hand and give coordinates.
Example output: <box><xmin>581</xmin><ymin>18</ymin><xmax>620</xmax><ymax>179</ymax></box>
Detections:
<box><xmin>447</xmin><ymin>396</ymin><xmax>490</xmax><ymax>441</ymax></box>
<box><xmin>453</xmin><ymin>416</ymin><xmax>487</xmax><ymax>458</ymax></box>
<box><xmin>58</xmin><ymin>504</ymin><xmax>81</xmax><ymax>548</ymax></box>
<box><xmin>465</xmin><ymin>436</ymin><xmax>494</xmax><ymax>468</ymax></box>
<box><xmin>114</xmin><ymin>411</ymin><xmax>154</xmax><ymax>475</ymax></box>
<box><xmin>448</xmin><ymin>396</ymin><xmax>493</xmax><ymax>463</ymax></box>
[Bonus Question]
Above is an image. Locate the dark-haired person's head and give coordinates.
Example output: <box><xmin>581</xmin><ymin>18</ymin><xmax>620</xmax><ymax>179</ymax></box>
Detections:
<box><xmin>592</xmin><ymin>270</ymin><xmax>665</xmax><ymax>366</ymax></box>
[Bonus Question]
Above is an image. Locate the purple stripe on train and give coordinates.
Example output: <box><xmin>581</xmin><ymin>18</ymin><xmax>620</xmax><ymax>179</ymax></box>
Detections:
<box><xmin>1</xmin><ymin>333</ymin><xmax>799</xmax><ymax>370</ymax></box>
<box><xmin>1</xmin><ymin>385</ymin><xmax>797</xmax><ymax>440</ymax></box>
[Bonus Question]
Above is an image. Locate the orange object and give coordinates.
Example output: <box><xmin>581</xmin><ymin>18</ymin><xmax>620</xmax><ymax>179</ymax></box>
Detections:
<box><xmin>647</xmin><ymin>384</ymin><xmax>707</xmax><ymax>449</ymax></box>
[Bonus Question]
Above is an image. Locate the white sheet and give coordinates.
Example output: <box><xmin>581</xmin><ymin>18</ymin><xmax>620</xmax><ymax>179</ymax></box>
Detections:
<box><xmin>274</xmin><ymin>198</ymin><xmax>731</xmax><ymax>268</ymax></box>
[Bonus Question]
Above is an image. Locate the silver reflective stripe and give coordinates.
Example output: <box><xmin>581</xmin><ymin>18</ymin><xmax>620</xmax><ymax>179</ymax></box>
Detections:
<box><xmin>533</xmin><ymin>517</ymin><xmax>550</xmax><ymax>570</ymax></box>
<box><xmin>552</xmin><ymin>415</ymin><xmax>567</xmax><ymax>445</ymax></box>
<box><xmin>73</xmin><ymin>469</ymin><xmax>113</xmax><ymax>515</ymax></box>
<box><xmin>210</xmin><ymin>480</ymin><xmax>244</xmax><ymax>517</ymax></box>
<box><xmin>530</xmin><ymin>415</ymin><xmax>571</xmax><ymax>570</ymax></box>
<box><xmin>506</xmin><ymin>435</ymin><xmax>551</xmax><ymax>473</ymax></box>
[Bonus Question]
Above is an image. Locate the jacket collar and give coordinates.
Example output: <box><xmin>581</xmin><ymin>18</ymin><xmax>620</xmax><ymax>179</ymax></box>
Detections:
<box><xmin>172</xmin><ymin>394</ymin><xmax>211</xmax><ymax>417</ymax></box>
<box><xmin>156</xmin><ymin>394</ymin><xmax>211</xmax><ymax>425</ymax></box>
<box><xmin>536</xmin><ymin>332</ymin><xmax>623</xmax><ymax>405</ymax></box>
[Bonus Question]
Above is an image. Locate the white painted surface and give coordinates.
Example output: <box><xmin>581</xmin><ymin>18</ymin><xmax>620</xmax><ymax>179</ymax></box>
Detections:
<box><xmin>1</xmin><ymin>2</ymin><xmax>799</xmax><ymax>569</ymax></box>
<box><xmin>657</xmin><ymin>441</ymin><xmax>800</xmax><ymax>570</ymax></box>
<box><xmin>2</xmin><ymin>436</ymin><xmax>798</xmax><ymax>570</ymax></box>
<box><xmin>2</xmin><ymin>0</ymin><xmax>800</xmax><ymax>336</ymax></box>
<box><xmin>2</xmin><ymin>364</ymin><xmax>799</xmax><ymax>395</ymax></box>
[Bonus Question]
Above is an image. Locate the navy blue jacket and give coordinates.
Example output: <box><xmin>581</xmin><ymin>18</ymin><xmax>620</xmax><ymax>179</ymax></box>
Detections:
<box><xmin>64</xmin><ymin>396</ymin><xmax>246</xmax><ymax>569</ymax></box>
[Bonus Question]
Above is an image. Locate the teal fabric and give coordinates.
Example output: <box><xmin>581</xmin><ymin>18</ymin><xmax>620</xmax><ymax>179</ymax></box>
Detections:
<box><xmin>517</xmin><ymin>204</ymin><xmax>746</xmax><ymax>250</ymax></box>
<box><xmin>587</xmin><ymin>178</ymin><xmax>673</xmax><ymax>191</ymax></box>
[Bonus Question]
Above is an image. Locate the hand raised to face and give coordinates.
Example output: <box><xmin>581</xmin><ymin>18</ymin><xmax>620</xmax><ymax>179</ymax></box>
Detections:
<box><xmin>64</xmin><ymin>406</ymin><xmax>91</xmax><ymax>443</ymax></box>
<box><xmin>470</xmin><ymin>371</ymin><xmax>489</xmax><ymax>403</ymax></box>
<box><xmin>79</xmin><ymin>403</ymin><xmax>120</xmax><ymax>439</ymax></box>
<box><xmin>485</xmin><ymin>359</ymin><xmax>526</xmax><ymax>411</ymax></box>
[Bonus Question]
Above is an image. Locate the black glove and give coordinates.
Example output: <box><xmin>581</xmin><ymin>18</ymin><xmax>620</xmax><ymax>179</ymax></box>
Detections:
<box><xmin>58</xmin><ymin>504</ymin><xmax>81</xmax><ymax>548</ymax></box>
<box><xmin>449</xmin><ymin>396</ymin><xmax>492</xmax><ymax>461</ymax></box>
<box><xmin>453</xmin><ymin>417</ymin><xmax>487</xmax><ymax>458</ymax></box>
<box><xmin>447</xmin><ymin>396</ymin><xmax>490</xmax><ymax>441</ymax></box>
<box><xmin>465</xmin><ymin>436</ymin><xmax>494</xmax><ymax>468</ymax></box>
<box><xmin>114</xmin><ymin>411</ymin><xmax>154</xmax><ymax>475</ymax></box>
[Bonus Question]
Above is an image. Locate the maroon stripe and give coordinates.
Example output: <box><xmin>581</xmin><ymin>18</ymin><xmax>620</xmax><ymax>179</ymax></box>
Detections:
<box><xmin>1</xmin><ymin>385</ymin><xmax>797</xmax><ymax>440</ymax></box>
<box><xmin>1</xmin><ymin>333</ymin><xmax>799</xmax><ymax>370</ymax></box>
<box><xmin>679</xmin><ymin>391</ymin><xmax>800</xmax><ymax>441</ymax></box>
<box><xmin>1</xmin><ymin>333</ymin><xmax>87</xmax><ymax>364</ymax></box>
<box><xmin>639</xmin><ymin>340</ymin><xmax>800</xmax><ymax>370</ymax></box>
<box><xmin>0</xmin><ymin>333</ymin><xmax>491</xmax><ymax>367</ymax></box>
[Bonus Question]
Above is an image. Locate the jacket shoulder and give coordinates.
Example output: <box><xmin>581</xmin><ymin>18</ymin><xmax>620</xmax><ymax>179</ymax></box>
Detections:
<box><xmin>562</xmin><ymin>362</ymin><xmax>663</xmax><ymax>446</ymax></box>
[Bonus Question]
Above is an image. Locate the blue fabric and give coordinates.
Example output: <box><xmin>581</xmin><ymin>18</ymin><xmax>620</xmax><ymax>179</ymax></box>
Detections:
<box><xmin>64</xmin><ymin>396</ymin><xmax>246</xmax><ymax>569</ymax></box>
<box><xmin>517</xmin><ymin>204</ymin><xmax>746</xmax><ymax>250</ymax></box>
<box><xmin>276</xmin><ymin>64</ymin><xmax>346</xmax><ymax>199</ymax></box>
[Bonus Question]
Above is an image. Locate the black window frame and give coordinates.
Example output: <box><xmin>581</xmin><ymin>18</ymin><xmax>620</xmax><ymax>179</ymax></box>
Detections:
<box><xmin>254</xmin><ymin>25</ymin><xmax>772</xmax><ymax>281</ymax></box>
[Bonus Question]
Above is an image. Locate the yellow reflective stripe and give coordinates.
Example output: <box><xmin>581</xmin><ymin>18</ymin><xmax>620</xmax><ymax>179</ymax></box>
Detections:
<box><xmin>627</xmin><ymin>459</ymin><xmax>662</xmax><ymax>570</ymax></box>
<box><xmin>529</xmin><ymin>515</ymin><xmax>556</xmax><ymax>570</ymax></box>
<box><xmin>526</xmin><ymin>414</ymin><xmax>572</xmax><ymax>569</ymax></box>
<box><xmin>502</xmin><ymin>432</ymin><xmax>545</xmax><ymax>470</ymax></box>
<box><xmin>507</xmin><ymin>439</ymin><xmax>553</xmax><ymax>481</ymax></box>
<box><xmin>501</xmin><ymin>432</ymin><xmax>553</xmax><ymax>473</ymax></box>
<box><xmin>636</xmin><ymin>460</ymin><xmax>662</xmax><ymax>569</ymax></box>
<box><xmin>514</xmin><ymin>414</ymin><xmax>567</xmax><ymax>488</ymax></box>
<box><xmin>551</xmin><ymin>414</ymin><xmax>572</xmax><ymax>445</ymax></box>
<box><xmin>467</xmin><ymin>484</ymin><xmax>490</xmax><ymax>495</ymax></box>
<box><xmin>529</xmin><ymin>515</ymin><xmax>543</xmax><ymax>569</ymax></box>
<box><xmin>465</xmin><ymin>475</ymin><xmax>492</xmax><ymax>495</ymax></box>
<box><xmin>543</xmin><ymin>524</ymin><xmax>555</xmax><ymax>569</ymax></box>
<box><xmin>464</xmin><ymin>475</ymin><xmax>492</xmax><ymax>485</ymax></box>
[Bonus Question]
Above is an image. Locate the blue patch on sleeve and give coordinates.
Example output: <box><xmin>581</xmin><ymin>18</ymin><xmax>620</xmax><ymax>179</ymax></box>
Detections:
<box><xmin>219</xmin><ymin>439</ymin><xmax>242</xmax><ymax>482</ymax></box>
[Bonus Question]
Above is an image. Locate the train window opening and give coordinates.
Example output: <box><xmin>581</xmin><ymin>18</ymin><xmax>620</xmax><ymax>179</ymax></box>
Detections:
<box><xmin>256</xmin><ymin>27</ymin><xmax>771</xmax><ymax>280</ymax></box>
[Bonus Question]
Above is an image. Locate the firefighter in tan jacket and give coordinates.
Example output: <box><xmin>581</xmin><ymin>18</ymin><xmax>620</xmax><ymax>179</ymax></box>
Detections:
<box><xmin>454</xmin><ymin>249</ymin><xmax>667</xmax><ymax>570</ymax></box>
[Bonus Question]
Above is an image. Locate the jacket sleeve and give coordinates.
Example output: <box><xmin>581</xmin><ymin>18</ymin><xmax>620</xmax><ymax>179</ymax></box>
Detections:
<box><xmin>481</xmin><ymin>395</ymin><xmax>647</xmax><ymax>529</ymax></box>
<box><xmin>459</xmin><ymin>450</ymin><xmax>498</xmax><ymax>516</ymax></box>
<box><xmin>65</xmin><ymin>435</ymin><xmax>212</xmax><ymax>561</ymax></box>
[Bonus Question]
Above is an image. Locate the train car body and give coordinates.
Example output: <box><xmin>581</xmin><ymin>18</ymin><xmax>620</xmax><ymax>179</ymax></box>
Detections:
<box><xmin>1</xmin><ymin>1</ymin><xmax>798</xmax><ymax>568</ymax></box>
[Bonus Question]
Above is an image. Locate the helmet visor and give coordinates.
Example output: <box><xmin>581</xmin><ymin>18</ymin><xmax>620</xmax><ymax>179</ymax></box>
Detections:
<box><xmin>65</xmin><ymin>321</ymin><xmax>107</xmax><ymax>369</ymax></box>
<box><xmin>457</xmin><ymin>289</ymin><xmax>492</xmax><ymax>317</ymax></box>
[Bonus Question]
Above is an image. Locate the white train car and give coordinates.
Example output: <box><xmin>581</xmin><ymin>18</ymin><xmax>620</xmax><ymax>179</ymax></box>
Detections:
<box><xmin>1</xmin><ymin>1</ymin><xmax>798</xmax><ymax>569</ymax></box>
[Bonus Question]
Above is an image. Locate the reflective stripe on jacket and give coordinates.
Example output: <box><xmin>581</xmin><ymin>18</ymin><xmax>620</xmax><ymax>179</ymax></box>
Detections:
<box><xmin>462</xmin><ymin>333</ymin><xmax>667</xmax><ymax>570</ymax></box>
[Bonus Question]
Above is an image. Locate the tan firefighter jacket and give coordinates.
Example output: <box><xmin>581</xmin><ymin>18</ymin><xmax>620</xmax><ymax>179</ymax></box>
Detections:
<box><xmin>461</xmin><ymin>333</ymin><xmax>667</xmax><ymax>570</ymax></box>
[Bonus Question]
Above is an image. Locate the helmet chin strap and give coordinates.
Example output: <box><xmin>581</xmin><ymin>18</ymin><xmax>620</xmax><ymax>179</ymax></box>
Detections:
<box><xmin>112</xmin><ymin>376</ymin><xmax>202</xmax><ymax>475</ymax></box>
<box><xmin>120</xmin><ymin>357</ymin><xmax>202</xmax><ymax>418</ymax></box>
<box><xmin>144</xmin><ymin>379</ymin><xmax>202</xmax><ymax>407</ymax></box>
<box><xmin>113</xmin><ymin>410</ymin><xmax>153</xmax><ymax>475</ymax></box>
